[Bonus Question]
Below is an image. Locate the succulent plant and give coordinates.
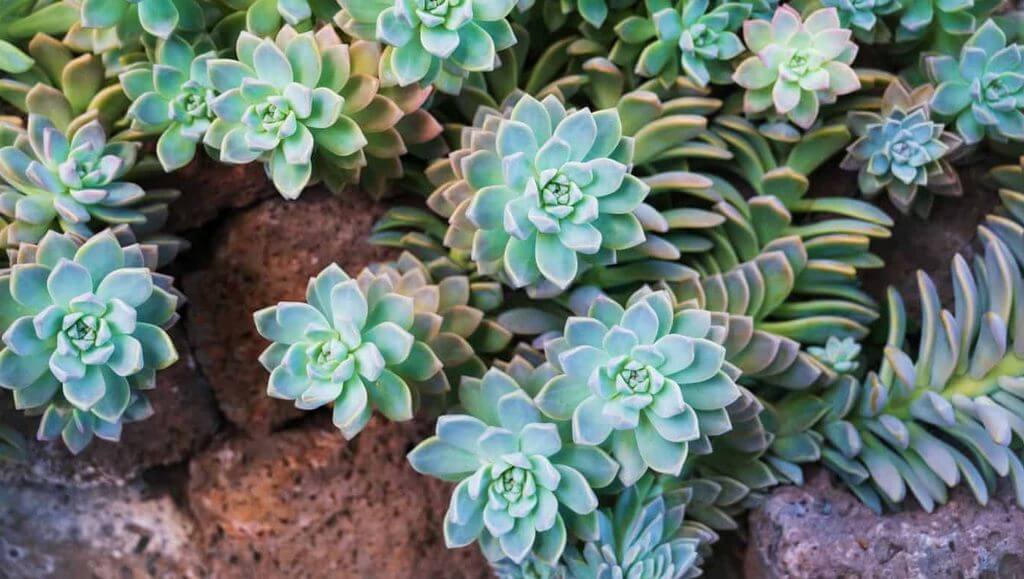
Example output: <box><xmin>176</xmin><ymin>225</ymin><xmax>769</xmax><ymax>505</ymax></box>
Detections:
<box><xmin>0</xmin><ymin>1</ymin><xmax>77</xmax><ymax>74</ymax></box>
<box><xmin>0</xmin><ymin>114</ymin><xmax>179</xmax><ymax>255</ymax></box>
<box><xmin>927</xmin><ymin>20</ymin><xmax>1024</xmax><ymax>145</ymax></box>
<box><xmin>893</xmin><ymin>0</ymin><xmax>1000</xmax><ymax>53</ymax></box>
<box><xmin>428</xmin><ymin>93</ymin><xmax>649</xmax><ymax>297</ymax></box>
<box><xmin>206</xmin><ymin>26</ymin><xmax>429</xmax><ymax>198</ymax></box>
<box><xmin>614</xmin><ymin>0</ymin><xmax>749</xmax><ymax>87</ymax></box>
<box><xmin>536</xmin><ymin>289</ymin><xmax>742</xmax><ymax>485</ymax></box>
<box><xmin>77</xmin><ymin>0</ymin><xmax>205</xmax><ymax>46</ymax></box>
<box><xmin>408</xmin><ymin>364</ymin><xmax>619</xmax><ymax>564</ymax></box>
<box><xmin>732</xmin><ymin>6</ymin><xmax>860</xmax><ymax>129</ymax></box>
<box><xmin>0</xmin><ymin>33</ymin><xmax>130</xmax><ymax>132</ymax></box>
<box><xmin>821</xmin><ymin>0</ymin><xmax>901</xmax><ymax>43</ymax></box>
<box><xmin>729</xmin><ymin>0</ymin><xmax>777</xmax><ymax>20</ymax></box>
<box><xmin>841</xmin><ymin>80</ymin><xmax>962</xmax><ymax>217</ymax></box>
<box><xmin>0</xmin><ymin>229</ymin><xmax>180</xmax><ymax>453</ymax></box>
<box><xmin>562</xmin><ymin>476</ymin><xmax>711</xmax><ymax>579</ymax></box>
<box><xmin>811</xmin><ymin>162</ymin><xmax>1024</xmax><ymax>513</ymax></box>
<box><xmin>254</xmin><ymin>261</ymin><xmax>446</xmax><ymax>439</ymax></box>
<box><xmin>119</xmin><ymin>35</ymin><xmax>217</xmax><ymax>171</ymax></box>
<box><xmin>337</xmin><ymin>0</ymin><xmax>519</xmax><ymax>95</ymax></box>
<box><xmin>808</xmin><ymin>336</ymin><xmax>861</xmax><ymax>374</ymax></box>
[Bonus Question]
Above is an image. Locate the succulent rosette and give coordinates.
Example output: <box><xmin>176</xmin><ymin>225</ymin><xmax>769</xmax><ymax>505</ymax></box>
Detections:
<box><xmin>120</xmin><ymin>35</ymin><xmax>218</xmax><ymax>171</ymax></box>
<box><xmin>536</xmin><ymin>290</ymin><xmax>742</xmax><ymax>485</ymax></box>
<box><xmin>822</xmin><ymin>0</ymin><xmax>901</xmax><ymax>43</ymax></box>
<box><xmin>239</xmin><ymin>0</ymin><xmax>342</xmax><ymax>36</ymax></box>
<box><xmin>808</xmin><ymin>336</ymin><xmax>861</xmax><ymax>374</ymax></box>
<box><xmin>0</xmin><ymin>114</ymin><xmax>170</xmax><ymax>249</ymax></box>
<box><xmin>408</xmin><ymin>366</ymin><xmax>619</xmax><ymax>564</ymax></box>
<box><xmin>206</xmin><ymin>26</ymin><xmax>373</xmax><ymax>198</ymax></box>
<box><xmin>841</xmin><ymin>80</ymin><xmax>962</xmax><ymax>216</ymax></box>
<box><xmin>254</xmin><ymin>262</ymin><xmax>445</xmax><ymax>439</ymax></box>
<box><xmin>435</xmin><ymin>94</ymin><xmax>649</xmax><ymax>297</ymax></box>
<box><xmin>927</xmin><ymin>20</ymin><xmax>1024</xmax><ymax>144</ymax></box>
<box><xmin>0</xmin><ymin>230</ymin><xmax>180</xmax><ymax>453</ymax></box>
<box><xmin>337</xmin><ymin>0</ymin><xmax>518</xmax><ymax>94</ymax></box>
<box><xmin>732</xmin><ymin>6</ymin><xmax>860</xmax><ymax>129</ymax></box>
<box><xmin>562</xmin><ymin>483</ymin><xmax>706</xmax><ymax>579</ymax></box>
<box><xmin>621</xmin><ymin>0</ymin><xmax>749</xmax><ymax>87</ymax></box>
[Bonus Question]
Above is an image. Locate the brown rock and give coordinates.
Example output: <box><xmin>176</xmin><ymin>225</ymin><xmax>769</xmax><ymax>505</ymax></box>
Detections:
<box><xmin>182</xmin><ymin>190</ymin><xmax>397</xmax><ymax>434</ymax></box>
<box><xmin>158</xmin><ymin>158</ymin><xmax>275</xmax><ymax>233</ymax></box>
<box><xmin>187</xmin><ymin>415</ymin><xmax>490</xmax><ymax>578</ymax></box>
<box><xmin>0</xmin><ymin>481</ymin><xmax>205</xmax><ymax>578</ymax></box>
<box><xmin>0</xmin><ymin>328</ymin><xmax>219</xmax><ymax>487</ymax></box>
<box><xmin>746</xmin><ymin>469</ymin><xmax>1024</xmax><ymax>578</ymax></box>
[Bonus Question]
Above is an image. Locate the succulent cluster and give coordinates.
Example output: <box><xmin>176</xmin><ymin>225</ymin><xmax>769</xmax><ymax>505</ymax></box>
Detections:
<box><xmin>3</xmin><ymin>0</ymin><xmax>1024</xmax><ymax>575</ymax></box>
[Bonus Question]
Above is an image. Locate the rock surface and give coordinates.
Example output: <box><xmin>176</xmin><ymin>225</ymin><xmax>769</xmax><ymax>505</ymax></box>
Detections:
<box><xmin>158</xmin><ymin>160</ymin><xmax>275</xmax><ymax>233</ymax></box>
<box><xmin>187</xmin><ymin>415</ymin><xmax>490</xmax><ymax>578</ymax></box>
<box><xmin>0</xmin><ymin>481</ymin><xmax>205</xmax><ymax>578</ymax></box>
<box><xmin>0</xmin><ymin>328</ymin><xmax>219</xmax><ymax>487</ymax></box>
<box><xmin>745</xmin><ymin>469</ymin><xmax>1024</xmax><ymax>579</ymax></box>
<box><xmin>183</xmin><ymin>190</ymin><xmax>396</xmax><ymax>435</ymax></box>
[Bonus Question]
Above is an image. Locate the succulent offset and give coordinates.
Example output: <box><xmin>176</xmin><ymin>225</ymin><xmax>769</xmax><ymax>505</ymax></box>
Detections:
<box><xmin>0</xmin><ymin>230</ymin><xmax>179</xmax><ymax>453</ymax></box>
<box><xmin>254</xmin><ymin>262</ymin><xmax>444</xmax><ymax>438</ymax></box>
<box><xmin>337</xmin><ymin>0</ymin><xmax>519</xmax><ymax>94</ymax></box>
<box><xmin>429</xmin><ymin>94</ymin><xmax>649</xmax><ymax>297</ymax></box>
<box><xmin>927</xmin><ymin>20</ymin><xmax>1024</xmax><ymax>144</ymax></box>
<box><xmin>733</xmin><ymin>6</ymin><xmax>860</xmax><ymax>128</ymax></box>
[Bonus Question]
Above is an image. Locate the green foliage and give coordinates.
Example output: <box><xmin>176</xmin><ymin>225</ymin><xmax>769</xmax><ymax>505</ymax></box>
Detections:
<box><xmin>0</xmin><ymin>229</ymin><xmax>180</xmax><ymax>453</ymax></box>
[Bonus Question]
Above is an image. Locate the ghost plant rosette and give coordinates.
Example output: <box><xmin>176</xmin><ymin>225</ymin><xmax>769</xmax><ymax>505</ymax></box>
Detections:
<box><xmin>927</xmin><ymin>20</ymin><xmax>1024</xmax><ymax>144</ymax></box>
<box><xmin>206</xmin><ymin>27</ymin><xmax>372</xmax><ymax>198</ymax></box>
<box><xmin>435</xmin><ymin>94</ymin><xmax>649</xmax><ymax>297</ymax></box>
<box><xmin>733</xmin><ymin>6</ymin><xmax>860</xmax><ymax>128</ymax></box>
<box><xmin>120</xmin><ymin>35</ymin><xmax>218</xmax><ymax>172</ymax></box>
<box><xmin>536</xmin><ymin>290</ymin><xmax>742</xmax><ymax>485</ymax></box>
<box><xmin>841</xmin><ymin>80</ymin><xmax>962</xmax><ymax>216</ymax></box>
<box><xmin>408</xmin><ymin>367</ymin><xmax>619</xmax><ymax>564</ymax></box>
<box><xmin>0</xmin><ymin>114</ymin><xmax>170</xmax><ymax>249</ymax></box>
<box><xmin>337</xmin><ymin>0</ymin><xmax>518</xmax><ymax>94</ymax></box>
<box><xmin>254</xmin><ymin>263</ymin><xmax>444</xmax><ymax>439</ymax></box>
<box><xmin>622</xmin><ymin>0</ymin><xmax>749</xmax><ymax>87</ymax></box>
<box><xmin>0</xmin><ymin>230</ymin><xmax>180</xmax><ymax>453</ymax></box>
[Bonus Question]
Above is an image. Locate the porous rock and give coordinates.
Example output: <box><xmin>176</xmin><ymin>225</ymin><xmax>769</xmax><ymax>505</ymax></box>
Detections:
<box><xmin>745</xmin><ymin>469</ymin><xmax>1024</xmax><ymax>578</ymax></box>
<box><xmin>0</xmin><ymin>328</ymin><xmax>219</xmax><ymax>487</ymax></box>
<box><xmin>187</xmin><ymin>415</ymin><xmax>491</xmax><ymax>578</ymax></box>
<box><xmin>183</xmin><ymin>189</ymin><xmax>396</xmax><ymax>434</ymax></box>
<box><xmin>0</xmin><ymin>481</ymin><xmax>205</xmax><ymax>578</ymax></box>
<box><xmin>161</xmin><ymin>159</ymin><xmax>274</xmax><ymax>232</ymax></box>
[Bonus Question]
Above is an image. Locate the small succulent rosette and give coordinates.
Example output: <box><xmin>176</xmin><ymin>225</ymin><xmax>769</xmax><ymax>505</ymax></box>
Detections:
<box><xmin>562</xmin><ymin>483</ymin><xmax>706</xmax><ymax>578</ymax></box>
<box><xmin>74</xmin><ymin>0</ymin><xmax>206</xmax><ymax>53</ymax></box>
<box><xmin>337</xmin><ymin>0</ymin><xmax>519</xmax><ymax>94</ymax></box>
<box><xmin>927</xmin><ymin>20</ymin><xmax>1024</xmax><ymax>145</ymax></box>
<box><xmin>536</xmin><ymin>289</ymin><xmax>742</xmax><ymax>486</ymax></box>
<box><xmin>120</xmin><ymin>35</ymin><xmax>218</xmax><ymax>172</ymax></box>
<box><xmin>732</xmin><ymin>6</ymin><xmax>860</xmax><ymax>129</ymax></box>
<box><xmin>408</xmin><ymin>366</ymin><xmax>619</xmax><ymax>564</ymax></box>
<box><xmin>206</xmin><ymin>26</ymin><xmax>411</xmax><ymax>198</ymax></box>
<box><xmin>254</xmin><ymin>262</ymin><xmax>445</xmax><ymax>439</ymax></box>
<box><xmin>0</xmin><ymin>114</ymin><xmax>174</xmax><ymax>252</ymax></box>
<box><xmin>0</xmin><ymin>230</ymin><xmax>181</xmax><ymax>453</ymax></box>
<box><xmin>841</xmin><ymin>80</ymin><xmax>962</xmax><ymax>216</ymax></box>
<box><xmin>242</xmin><ymin>0</ymin><xmax>342</xmax><ymax>36</ymax></box>
<box><xmin>619</xmin><ymin>0</ymin><xmax>749</xmax><ymax>87</ymax></box>
<box><xmin>808</xmin><ymin>336</ymin><xmax>861</xmax><ymax>374</ymax></box>
<box><xmin>431</xmin><ymin>94</ymin><xmax>650</xmax><ymax>298</ymax></box>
